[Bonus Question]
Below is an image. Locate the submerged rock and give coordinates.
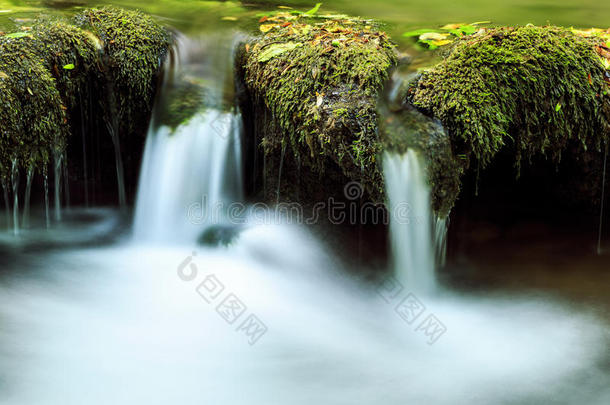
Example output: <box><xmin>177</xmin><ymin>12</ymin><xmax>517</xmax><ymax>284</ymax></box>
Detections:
<box><xmin>380</xmin><ymin>99</ymin><xmax>462</xmax><ymax>218</ymax></box>
<box><xmin>198</xmin><ymin>224</ymin><xmax>243</xmax><ymax>247</ymax></box>
<box><xmin>237</xmin><ymin>9</ymin><xmax>397</xmax><ymax>204</ymax></box>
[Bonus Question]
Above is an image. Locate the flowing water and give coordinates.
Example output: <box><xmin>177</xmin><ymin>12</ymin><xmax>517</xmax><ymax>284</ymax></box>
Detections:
<box><xmin>133</xmin><ymin>34</ymin><xmax>242</xmax><ymax>243</ymax></box>
<box><xmin>383</xmin><ymin>150</ymin><xmax>436</xmax><ymax>294</ymax></box>
<box><xmin>0</xmin><ymin>3</ymin><xmax>609</xmax><ymax>404</ymax></box>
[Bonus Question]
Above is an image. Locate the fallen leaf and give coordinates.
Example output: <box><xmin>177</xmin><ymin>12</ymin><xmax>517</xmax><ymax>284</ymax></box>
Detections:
<box><xmin>403</xmin><ymin>28</ymin><xmax>439</xmax><ymax>38</ymax></box>
<box><xmin>221</xmin><ymin>16</ymin><xmax>238</xmax><ymax>21</ymax></box>
<box><xmin>259</xmin><ymin>24</ymin><xmax>277</xmax><ymax>33</ymax></box>
<box><xmin>441</xmin><ymin>23</ymin><xmax>465</xmax><ymax>30</ymax></box>
<box><xmin>420</xmin><ymin>32</ymin><xmax>450</xmax><ymax>41</ymax></box>
<box><xmin>257</xmin><ymin>42</ymin><xmax>302</xmax><ymax>62</ymax></box>
<box><xmin>5</xmin><ymin>31</ymin><xmax>32</xmax><ymax>39</ymax></box>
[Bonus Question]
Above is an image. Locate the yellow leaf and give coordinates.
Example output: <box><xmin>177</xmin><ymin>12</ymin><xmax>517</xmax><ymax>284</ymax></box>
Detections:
<box><xmin>432</xmin><ymin>39</ymin><xmax>453</xmax><ymax>46</ymax></box>
<box><xmin>221</xmin><ymin>16</ymin><xmax>238</xmax><ymax>21</ymax></box>
<box><xmin>420</xmin><ymin>32</ymin><xmax>450</xmax><ymax>41</ymax></box>
<box><xmin>259</xmin><ymin>24</ymin><xmax>277</xmax><ymax>33</ymax></box>
<box><xmin>441</xmin><ymin>23</ymin><xmax>464</xmax><ymax>30</ymax></box>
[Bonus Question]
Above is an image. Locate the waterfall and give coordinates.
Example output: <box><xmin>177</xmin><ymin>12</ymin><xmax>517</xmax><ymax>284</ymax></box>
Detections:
<box><xmin>11</xmin><ymin>159</ymin><xmax>19</xmax><ymax>236</ymax></box>
<box><xmin>133</xmin><ymin>34</ymin><xmax>243</xmax><ymax>243</ymax></box>
<box><xmin>43</xmin><ymin>166</ymin><xmax>50</xmax><ymax>229</ymax></box>
<box><xmin>1</xmin><ymin>177</ymin><xmax>9</xmax><ymax>231</ymax></box>
<box><xmin>434</xmin><ymin>217</ymin><xmax>448</xmax><ymax>267</ymax></box>
<box><xmin>383</xmin><ymin>149</ymin><xmax>436</xmax><ymax>294</ymax></box>
<box><xmin>54</xmin><ymin>152</ymin><xmax>62</xmax><ymax>221</ymax></box>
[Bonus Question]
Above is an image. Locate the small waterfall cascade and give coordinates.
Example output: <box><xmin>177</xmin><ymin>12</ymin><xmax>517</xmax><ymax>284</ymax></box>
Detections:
<box><xmin>133</xmin><ymin>34</ymin><xmax>243</xmax><ymax>243</ymax></box>
<box><xmin>383</xmin><ymin>149</ymin><xmax>436</xmax><ymax>294</ymax></box>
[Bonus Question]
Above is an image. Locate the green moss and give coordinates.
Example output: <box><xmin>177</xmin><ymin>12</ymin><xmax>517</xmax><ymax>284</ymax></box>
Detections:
<box><xmin>380</xmin><ymin>103</ymin><xmax>463</xmax><ymax>217</ymax></box>
<box><xmin>0</xmin><ymin>35</ymin><xmax>68</xmax><ymax>176</ymax></box>
<box><xmin>29</xmin><ymin>19</ymin><xmax>101</xmax><ymax>111</ymax></box>
<box><xmin>0</xmin><ymin>6</ymin><xmax>171</xmax><ymax>181</ymax></box>
<box><xmin>408</xmin><ymin>26</ymin><xmax>610</xmax><ymax>174</ymax></box>
<box><xmin>75</xmin><ymin>6</ymin><xmax>172</xmax><ymax>133</ymax></box>
<box><xmin>242</xmin><ymin>12</ymin><xmax>397</xmax><ymax>199</ymax></box>
<box><xmin>156</xmin><ymin>79</ymin><xmax>206</xmax><ymax>131</ymax></box>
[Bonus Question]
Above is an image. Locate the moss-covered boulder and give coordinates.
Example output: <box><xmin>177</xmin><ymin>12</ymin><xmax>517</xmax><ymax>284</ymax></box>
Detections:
<box><xmin>237</xmin><ymin>8</ymin><xmax>397</xmax><ymax>203</ymax></box>
<box><xmin>30</xmin><ymin>20</ymin><xmax>101</xmax><ymax>112</ymax></box>
<box><xmin>0</xmin><ymin>7</ymin><xmax>172</xmax><ymax>203</ymax></box>
<box><xmin>156</xmin><ymin>79</ymin><xmax>206</xmax><ymax>132</ymax></box>
<box><xmin>0</xmin><ymin>35</ymin><xmax>68</xmax><ymax>176</ymax></box>
<box><xmin>407</xmin><ymin>26</ymin><xmax>610</xmax><ymax>214</ymax></box>
<box><xmin>75</xmin><ymin>6</ymin><xmax>172</xmax><ymax>135</ymax></box>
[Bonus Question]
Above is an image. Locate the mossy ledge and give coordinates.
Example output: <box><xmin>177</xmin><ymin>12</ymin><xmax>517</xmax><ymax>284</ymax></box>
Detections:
<box><xmin>237</xmin><ymin>11</ymin><xmax>397</xmax><ymax>203</ymax></box>
<box><xmin>407</xmin><ymin>25</ymin><xmax>610</xmax><ymax>215</ymax></box>
<box><xmin>0</xmin><ymin>7</ymin><xmax>171</xmax><ymax>197</ymax></box>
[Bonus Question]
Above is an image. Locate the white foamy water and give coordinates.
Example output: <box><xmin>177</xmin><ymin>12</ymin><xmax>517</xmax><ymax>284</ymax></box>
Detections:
<box><xmin>0</xmin><ymin>218</ymin><xmax>609</xmax><ymax>405</ymax></box>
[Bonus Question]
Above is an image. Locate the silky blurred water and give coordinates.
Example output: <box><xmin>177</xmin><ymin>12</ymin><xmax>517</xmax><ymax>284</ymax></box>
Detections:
<box><xmin>0</xmin><ymin>211</ymin><xmax>609</xmax><ymax>404</ymax></box>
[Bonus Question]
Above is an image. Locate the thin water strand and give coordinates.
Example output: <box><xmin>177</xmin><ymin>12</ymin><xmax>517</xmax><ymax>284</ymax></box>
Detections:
<box><xmin>43</xmin><ymin>167</ymin><xmax>50</xmax><ymax>229</ymax></box>
<box><xmin>276</xmin><ymin>142</ymin><xmax>286</xmax><ymax>204</ymax></box>
<box><xmin>54</xmin><ymin>152</ymin><xmax>62</xmax><ymax>221</ymax></box>
<box><xmin>2</xmin><ymin>176</ymin><xmax>10</xmax><ymax>231</ymax></box>
<box><xmin>435</xmin><ymin>216</ymin><xmax>448</xmax><ymax>268</ymax></box>
<box><xmin>108</xmin><ymin>123</ymin><xmax>127</xmax><ymax>209</ymax></box>
<box><xmin>11</xmin><ymin>159</ymin><xmax>19</xmax><ymax>236</ymax></box>
<box><xmin>63</xmin><ymin>153</ymin><xmax>70</xmax><ymax>209</ymax></box>
<box><xmin>22</xmin><ymin>166</ymin><xmax>34</xmax><ymax>229</ymax></box>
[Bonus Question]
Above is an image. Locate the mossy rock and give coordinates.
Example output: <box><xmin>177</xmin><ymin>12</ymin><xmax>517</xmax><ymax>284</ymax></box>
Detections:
<box><xmin>407</xmin><ymin>26</ymin><xmax>610</xmax><ymax>214</ymax></box>
<box><xmin>380</xmin><ymin>101</ymin><xmax>463</xmax><ymax>218</ymax></box>
<box><xmin>238</xmin><ymin>10</ymin><xmax>397</xmax><ymax>203</ymax></box>
<box><xmin>29</xmin><ymin>19</ymin><xmax>102</xmax><ymax>112</ymax></box>
<box><xmin>0</xmin><ymin>35</ymin><xmax>68</xmax><ymax>175</ymax></box>
<box><xmin>75</xmin><ymin>6</ymin><xmax>172</xmax><ymax>135</ymax></box>
<box><xmin>0</xmin><ymin>6</ymin><xmax>171</xmax><ymax>202</ymax></box>
<box><xmin>156</xmin><ymin>78</ymin><xmax>206</xmax><ymax>132</ymax></box>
